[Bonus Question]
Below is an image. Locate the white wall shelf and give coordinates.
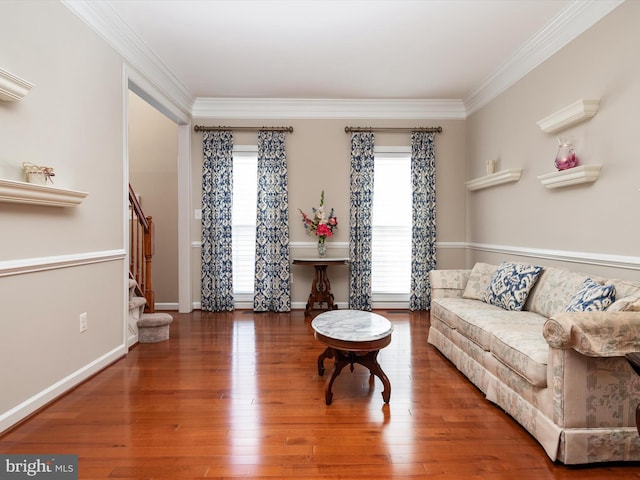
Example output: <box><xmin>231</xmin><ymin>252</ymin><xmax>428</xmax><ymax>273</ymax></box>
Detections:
<box><xmin>0</xmin><ymin>179</ymin><xmax>88</xmax><ymax>207</ymax></box>
<box><xmin>465</xmin><ymin>168</ymin><xmax>522</xmax><ymax>191</ymax></box>
<box><xmin>537</xmin><ymin>99</ymin><xmax>599</xmax><ymax>134</ymax></box>
<box><xmin>537</xmin><ymin>165</ymin><xmax>601</xmax><ymax>189</ymax></box>
<box><xmin>0</xmin><ymin>68</ymin><xmax>34</xmax><ymax>101</ymax></box>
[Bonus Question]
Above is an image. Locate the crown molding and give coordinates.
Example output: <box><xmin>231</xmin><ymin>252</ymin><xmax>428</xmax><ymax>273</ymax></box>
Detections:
<box><xmin>464</xmin><ymin>0</ymin><xmax>624</xmax><ymax>116</ymax></box>
<box><xmin>191</xmin><ymin>97</ymin><xmax>466</xmax><ymax>120</ymax></box>
<box><xmin>61</xmin><ymin>0</ymin><xmax>194</xmax><ymax>118</ymax></box>
<box><xmin>62</xmin><ymin>0</ymin><xmax>623</xmax><ymax>121</ymax></box>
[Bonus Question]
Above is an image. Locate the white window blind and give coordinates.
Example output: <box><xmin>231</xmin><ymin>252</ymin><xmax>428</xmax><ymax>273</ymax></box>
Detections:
<box><xmin>232</xmin><ymin>147</ymin><xmax>257</xmax><ymax>297</ymax></box>
<box><xmin>371</xmin><ymin>149</ymin><xmax>412</xmax><ymax>297</ymax></box>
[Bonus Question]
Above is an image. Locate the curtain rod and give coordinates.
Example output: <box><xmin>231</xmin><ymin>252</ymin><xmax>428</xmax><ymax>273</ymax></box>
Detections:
<box><xmin>194</xmin><ymin>125</ymin><xmax>294</xmax><ymax>133</ymax></box>
<box><xmin>344</xmin><ymin>126</ymin><xmax>442</xmax><ymax>134</ymax></box>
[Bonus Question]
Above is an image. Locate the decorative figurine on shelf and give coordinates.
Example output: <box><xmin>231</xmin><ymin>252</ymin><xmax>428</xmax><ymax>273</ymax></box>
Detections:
<box><xmin>554</xmin><ymin>136</ymin><xmax>579</xmax><ymax>171</ymax></box>
<box><xmin>299</xmin><ymin>190</ymin><xmax>338</xmax><ymax>258</ymax></box>
<box><xmin>23</xmin><ymin>162</ymin><xmax>55</xmax><ymax>184</ymax></box>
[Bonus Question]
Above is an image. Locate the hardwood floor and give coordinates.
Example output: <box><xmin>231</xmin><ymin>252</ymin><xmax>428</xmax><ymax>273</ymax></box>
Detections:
<box><xmin>2</xmin><ymin>309</ymin><xmax>640</xmax><ymax>479</ymax></box>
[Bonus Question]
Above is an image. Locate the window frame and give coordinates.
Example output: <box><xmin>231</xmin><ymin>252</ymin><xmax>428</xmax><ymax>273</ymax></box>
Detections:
<box><xmin>371</xmin><ymin>146</ymin><xmax>412</xmax><ymax>308</ymax></box>
<box><xmin>231</xmin><ymin>145</ymin><xmax>258</xmax><ymax>308</ymax></box>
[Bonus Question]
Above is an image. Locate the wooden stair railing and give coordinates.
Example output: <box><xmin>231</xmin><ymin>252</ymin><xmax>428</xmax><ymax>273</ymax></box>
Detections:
<box><xmin>129</xmin><ymin>183</ymin><xmax>155</xmax><ymax>313</ymax></box>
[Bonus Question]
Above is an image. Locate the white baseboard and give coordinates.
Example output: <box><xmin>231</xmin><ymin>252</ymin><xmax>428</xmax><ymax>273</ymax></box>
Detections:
<box><xmin>154</xmin><ymin>302</ymin><xmax>179</xmax><ymax>311</ymax></box>
<box><xmin>127</xmin><ymin>334</ymin><xmax>138</xmax><ymax>348</ymax></box>
<box><xmin>0</xmin><ymin>344</ymin><xmax>127</xmax><ymax>434</ymax></box>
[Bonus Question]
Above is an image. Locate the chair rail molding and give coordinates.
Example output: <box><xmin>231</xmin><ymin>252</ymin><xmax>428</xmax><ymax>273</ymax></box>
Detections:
<box><xmin>467</xmin><ymin>242</ymin><xmax>640</xmax><ymax>271</ymax></box>
<box><xmin>0</xmin><ymin>250</ymin><xmax>126</xmax><ymax>278</ymax></box>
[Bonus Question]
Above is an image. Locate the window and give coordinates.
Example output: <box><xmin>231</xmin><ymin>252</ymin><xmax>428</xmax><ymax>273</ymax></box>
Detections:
<box><xmin>231</xmin><ymin>147</ymin><xmax>257</xmax><ymax>301</ymax></box>
<box><xmin>371</xmin><ymin>148</ymin><xmax>412</xmax><ymax>301</ymax></box>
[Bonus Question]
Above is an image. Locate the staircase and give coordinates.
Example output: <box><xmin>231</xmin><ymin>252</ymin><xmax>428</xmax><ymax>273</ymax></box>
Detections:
<box><xmin>129</xmin><ymin>183</ymin><xmax>154</xmax><ymax>313</ymax></box>
<box><xmin>128</xmin><ymin>184</ymin><xmax>173</xmax><ymax>344</ymax></box>
<box><xmin>128</xmin><ymin>277</ymin><xmax>172</xmax><ymax>344</ymax></box>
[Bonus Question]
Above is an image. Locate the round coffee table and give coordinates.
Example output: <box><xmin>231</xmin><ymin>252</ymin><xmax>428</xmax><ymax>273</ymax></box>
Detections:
<box><xmin>311</xmin><ymin>310</ymin><xmax>393</xmax><ymax>405</ymax></box>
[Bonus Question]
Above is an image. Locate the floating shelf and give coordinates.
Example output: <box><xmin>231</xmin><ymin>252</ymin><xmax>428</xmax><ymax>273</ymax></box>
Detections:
<box><xmin>537</xmin><ymin>99</ymin><xmax>599</xmax><ymax>134</ymax></box>
<box><xmin>0</xmin><ymin>179</ymin><xmax>88</xmax><ymax>207</ymax></box>
<box><xmin>537</xmin><ymin>165</ymin><xmax>601</xmax><ymax>189</ymax></box>
<box><xmin>465</xmin><ymin>168</ymin><xmax>522</xmax><ymax>191</ymax></box>
<box><xmin>0</xmin><ymin>68</ymin><xmax>34</xmax><ymax>101</ymax></box>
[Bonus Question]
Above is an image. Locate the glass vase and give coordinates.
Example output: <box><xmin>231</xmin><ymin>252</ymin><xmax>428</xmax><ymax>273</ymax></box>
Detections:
<box><xmin>554</xmin><ymin>136</ymin><xmax>578</xmax><ymax>171</ymax></box>
<box><xmin>317</xmin><ymin>237</ymin><xmax>327</xmax><ymax>258</ymax></box>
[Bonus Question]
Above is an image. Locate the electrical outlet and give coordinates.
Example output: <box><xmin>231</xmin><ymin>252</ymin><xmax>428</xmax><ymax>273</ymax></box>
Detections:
<box><xmin>79</xmin><ymin>312</ymin><xmax>88</xmax><ymax>333</ymax></box>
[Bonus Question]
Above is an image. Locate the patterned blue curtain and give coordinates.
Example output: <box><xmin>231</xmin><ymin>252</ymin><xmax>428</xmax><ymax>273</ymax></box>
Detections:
<box><xmin>253</xmin><ymin>131</ymin><xmax>291</xmax><ymax>312</ymax></box>
<box><xmin>201</xmin><ymin>131</ymin><xmax>234</xmax><ymax>311</ymax></box>
<box><xmin>348</xmin><ymin>132</ymin><xmax>375</xmax><ymax>311</ymax></box>
<box><xmin>410</xmin><ymin>131</ymin><xmax>437</xmax><ymax>310</ymax></box>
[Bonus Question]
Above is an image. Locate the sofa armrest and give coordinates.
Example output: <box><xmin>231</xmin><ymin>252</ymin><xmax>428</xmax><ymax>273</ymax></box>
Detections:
<box><xmin>543</xmin><ymin>311</ymin><xmax>640</xmax><ymax>356</ymax></box>
<box><xmin>429</xmin><ymin>269</ymin><xmax>470</xmax><ymax>299</ymax></box>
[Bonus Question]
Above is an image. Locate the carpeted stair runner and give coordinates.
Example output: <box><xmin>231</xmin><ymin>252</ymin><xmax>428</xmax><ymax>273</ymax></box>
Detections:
<box><xmin>128</xmin><ymin>278</ymin><xmax>173</xmax><ymax>343</ymax></box>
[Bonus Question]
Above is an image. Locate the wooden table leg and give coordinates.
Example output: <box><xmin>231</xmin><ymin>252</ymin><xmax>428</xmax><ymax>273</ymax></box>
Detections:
<box><xmin>304</xmin><ymin>265</ymin><xmax>337</xmax><ymax>317</ymax></box>
<box><xmin>322</xmin><ymin>349</ymin><xmax>391</xmax><ymax>405</ymax></box>
<box><xmin>357</xmin><ymin>350</ymin><xmax>391</xmax><ymax>404</ymax></box>
<box><xmin>324</xmin><ymin>351</ymin><xmax>351</xmax><ymax>405</ymax></box>
<box><xmin>317</xmin><ymin>347</ymin><xmax>334</xmax><ymax>376</ymax></box>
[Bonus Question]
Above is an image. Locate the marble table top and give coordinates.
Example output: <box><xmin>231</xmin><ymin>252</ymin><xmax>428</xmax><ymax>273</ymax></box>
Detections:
<box><xmin>311</xmin><ymin>310</ymin><xmax>392</xmax><ymax>342</ymax></box>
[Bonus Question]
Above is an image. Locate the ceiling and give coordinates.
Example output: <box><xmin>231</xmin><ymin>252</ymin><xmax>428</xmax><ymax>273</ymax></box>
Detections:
<box><xmin>74</xmin><ymin>0</ymin><xmax>621</xmax><ymax>117</ymax></box>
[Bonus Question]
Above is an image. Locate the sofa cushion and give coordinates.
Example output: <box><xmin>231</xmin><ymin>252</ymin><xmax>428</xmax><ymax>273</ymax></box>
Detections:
<box><xmin>484</xmin><ymin>262</ymin><xmax>543</xmax><ymax>311</ymax></box>
<box><xmin>453</xmin><ymin>301</ymin><xmax>545</xmax><ymax>352</ymax></box>
<box><xmin>525</xmin><ymin>267</ymin><xmax>590</xmax><ymax>318</ymax></box>
<box><xmin>463</xmin><ymin>262</ymin><xmax>498</xmax><ymax>300</ymax></box>
<box><xmin>607</xmin><ymin>295</ymin><xmax>640</xmax><ymax>312</ymax></box>
<box><xmin>490</xmin><ymin>321</ymin><xmax>548</xmax><ymax>387</ymax></box>
<box><xmin>608</xmin><ymin>279</ymin><xmax>640</xmax><ymax>299</ymax></box>
<box><xmin>564</xmin><ymin>278</ymin><xmax>616</xmax><ymax>312</ymax></box>
<box><xmin>432</xmin><ymin>297</ymin><xmax>502</xmax><ymax>331</ymax></box>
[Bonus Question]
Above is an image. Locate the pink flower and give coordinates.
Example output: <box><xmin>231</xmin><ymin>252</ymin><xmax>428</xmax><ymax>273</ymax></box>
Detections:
<box><xmin>317</xmin><ymin>223</ymin><xmax>332</xmax><ymax>237</ymax></box>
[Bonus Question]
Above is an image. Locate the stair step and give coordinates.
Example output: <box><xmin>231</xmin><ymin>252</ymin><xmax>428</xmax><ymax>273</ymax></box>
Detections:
<box><xmin>138</xmin><ymin>313</ymin><xmax>173</xmax><ymax>343</ymax></box>
<box><xmin>129</xmin><ymin>296</ymin><xmax>146</xmax><ymax>310</ymax></box>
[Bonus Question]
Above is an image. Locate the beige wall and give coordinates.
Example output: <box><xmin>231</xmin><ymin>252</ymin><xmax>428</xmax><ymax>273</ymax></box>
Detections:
<box><xmin>2</xmin><ymin>0</ymin><xmax>637</xmax><ymax>434</ymax></box>
<box><xmin>128</xmin><ymin>91</ymin><xmax>179</xmax><ymax>305</ymax></box>
<box><xmin>190</xmin><ymin>118</ymin><xmax>467</xmax><ymax>307</ymax></box>
<box><xmin>0</xmin><ymin>1</ymin><xmax>126</xmax><ymax>431</ymax></box>
<box><xmin>465</xmin><ymin>1</ymin><xmax>640</xmax><ymax>280</ymax></box>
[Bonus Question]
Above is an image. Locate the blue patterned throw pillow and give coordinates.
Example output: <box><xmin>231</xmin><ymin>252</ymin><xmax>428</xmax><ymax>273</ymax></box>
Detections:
<box><xmin>483</xmin><ymin>262</ymin><xmax>544</xmax><ymax>311</ymax></box>
<box><xmin>564</xmin><ymin>278</ymin><xmax>616</xmax><ymax>312</ymax></box>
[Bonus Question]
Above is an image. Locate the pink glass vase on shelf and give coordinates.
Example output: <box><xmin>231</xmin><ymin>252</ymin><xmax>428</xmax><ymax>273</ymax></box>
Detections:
<box><xmin>554</xmin><ymin>136</ymin><xmax>579</xmax><ymax>171</ymax></box>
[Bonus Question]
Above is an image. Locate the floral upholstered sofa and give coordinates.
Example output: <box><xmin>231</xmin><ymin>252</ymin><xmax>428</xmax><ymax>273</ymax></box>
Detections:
<box><xmin>427</xmin><ymin>261</ymin><xmax>640</xmax><ymax>464</ymax></box>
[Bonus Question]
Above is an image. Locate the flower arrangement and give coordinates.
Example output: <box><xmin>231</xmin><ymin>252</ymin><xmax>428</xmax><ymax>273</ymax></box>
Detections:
<box><xmin>299</xmin><ymin>190</ymin><xmax>338</xmax><ymax>240</ymax></box>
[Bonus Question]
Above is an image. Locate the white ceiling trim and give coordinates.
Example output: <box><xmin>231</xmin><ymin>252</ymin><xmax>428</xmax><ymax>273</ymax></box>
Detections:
<box><xmin>464</xmin><ymin>0</ymin><xmax>625</xmax><ymax>116</ymax></box>
<box><xmin>191</xmin><ymin>97</ymin><xmax>466</xmax><ymax>120</ymax></box>
<box><xmin>61</xmin><ymin>0</ymin><xmax>194</xmax><ymax>117</ymax></box>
